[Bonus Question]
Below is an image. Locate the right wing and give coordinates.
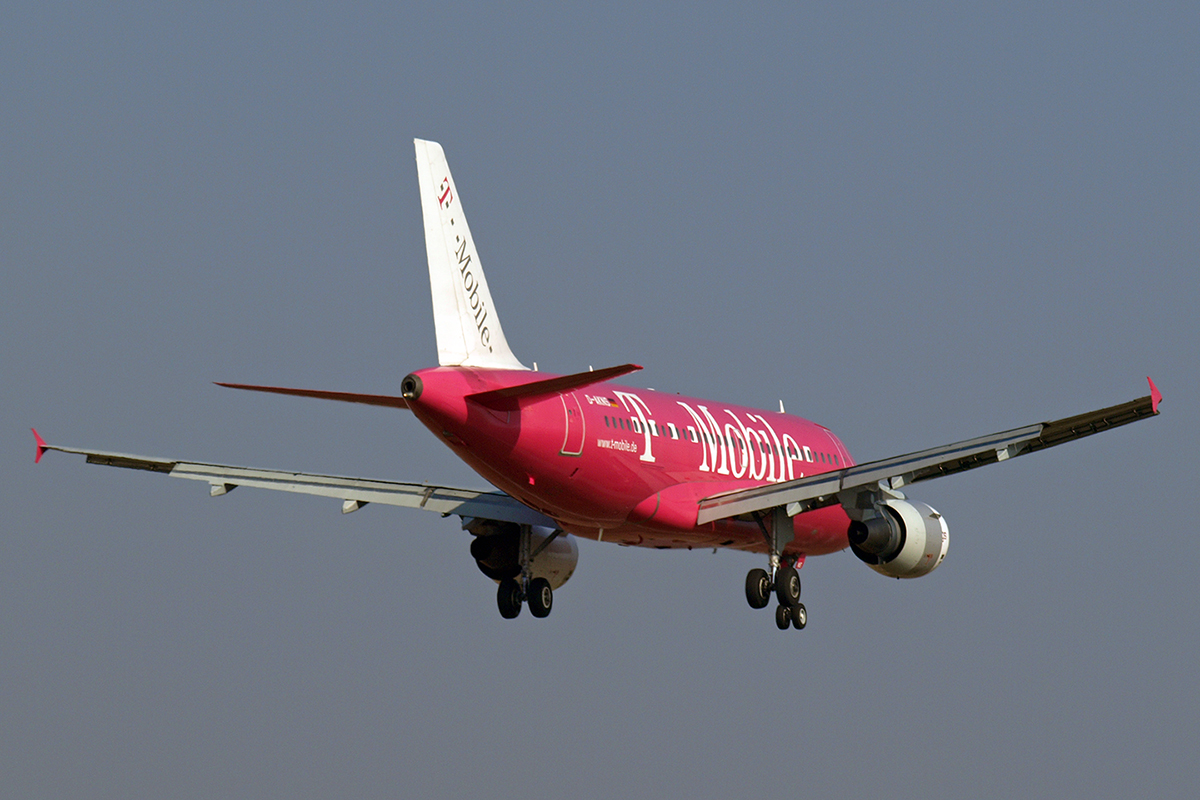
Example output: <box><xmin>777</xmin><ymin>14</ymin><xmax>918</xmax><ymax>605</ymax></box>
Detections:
<box><xmin>33</xmin><ymin>433</ymin><xmax>555</xmax><ymax>526</ymax></box>
<box><xmin>696</xmin><ymin>378</ymin><xmax>1162</xmax><ymax>524</ymax></box>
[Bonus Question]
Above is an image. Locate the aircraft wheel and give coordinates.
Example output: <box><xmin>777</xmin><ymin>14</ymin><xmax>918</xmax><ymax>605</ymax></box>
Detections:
<box><xmin>745</xmin><ymin>568</ymin><xmax>772</xmax><ymax>609</ymax></box>
<box><xmin>775</xmin><ymin>565</ymin><xmax>801</xmax><ymax>607</ymax></box>
<box><xmin>775</xmin><ymin>604</ymin><xmax>792</xmax><ymax>630</ymax></box>
<box><xmin>497</xmin><ymin>579</ymin><xmax>523</xmax><ymax>619</ymax></box>
<box><xmin>791</xmin><ymin>603</ymin><xmax>807</xmax><ymax>630</ymax></box>
<box><xmin>527</xmin><ymin>577</ymin><xmax>553</xmax><ymax>618</ymax></box>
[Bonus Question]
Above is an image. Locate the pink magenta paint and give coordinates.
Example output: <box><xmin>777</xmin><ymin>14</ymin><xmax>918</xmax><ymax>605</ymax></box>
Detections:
<box><xmin>404</xmin><ymin>366</ymin><xmax>853</xmax><ymax>556</ymax></box>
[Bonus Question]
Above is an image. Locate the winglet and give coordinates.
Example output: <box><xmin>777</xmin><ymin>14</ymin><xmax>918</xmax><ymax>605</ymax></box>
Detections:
<box><xmin>1148</xmin><ymin>377</ymin><xmax>1162</xmax><ymax>414</ymax></box>
<box><xmin>32</xmin><ymin>428</ymin><xmax>48</xmax><ymax>463</ymax></box>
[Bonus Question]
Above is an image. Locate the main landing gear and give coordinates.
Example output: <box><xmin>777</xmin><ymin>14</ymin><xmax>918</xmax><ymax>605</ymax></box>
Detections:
<box><xmin>497</xmin><ymin>576</ymin><xmax>552</xmax><ymax>619</ymax></box>
<box><xmin>747</xmin><ymin>564</ymin><xmax>807</xmax><ymax>631</ymax></box>
<box><xmin>747</xmin><ymin>507</ymin><xmax>808</xmax><ymax>632</ymax></box>
<box><xmin>495</xmin><ymin>525</ymin><xmax>558</xmax><ymax>620</ymax></box>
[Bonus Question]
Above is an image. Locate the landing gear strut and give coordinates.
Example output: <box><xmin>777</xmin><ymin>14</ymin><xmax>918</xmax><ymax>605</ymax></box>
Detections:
<box><xmin>494</xmin><ymin>524</ymin><xmax>557</xmax><ymax>620</ymax></box>
<box><xmin>745</xmin><ymin>506</ymin><xmax>808</xmax><ymax>632</ymax></box>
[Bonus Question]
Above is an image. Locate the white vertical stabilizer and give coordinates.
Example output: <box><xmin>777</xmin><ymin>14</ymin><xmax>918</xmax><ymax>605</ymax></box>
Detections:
<box><xmin>414</xmin><ymin>139</ymin><xmax>528</xmax><ymax>370</ymax></box>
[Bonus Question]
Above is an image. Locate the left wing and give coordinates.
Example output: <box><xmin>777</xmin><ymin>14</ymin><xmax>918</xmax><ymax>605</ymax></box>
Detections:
<box><xmin>32</xmin><ymin>432</ymin><xmax>554</xmax><ymax>526</ymax></box>
<box><xmin>696</xmin><ymin>378</ymin><xmax>1162</xmax><ymax>524</ymax></box>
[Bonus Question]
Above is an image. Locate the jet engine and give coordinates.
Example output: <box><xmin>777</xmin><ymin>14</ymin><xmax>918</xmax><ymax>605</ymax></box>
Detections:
<box><xmin>847</xmin><ymin>499</ymin><xmax>948</xmax><ymax>579</ymax></box>
<box><xmin>465</xmin><ymin>519</ymin><xmax>578</xmax><ymax>589</ymax></box>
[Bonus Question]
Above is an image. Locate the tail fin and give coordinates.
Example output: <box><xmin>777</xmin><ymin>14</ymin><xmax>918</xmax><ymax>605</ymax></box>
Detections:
<box><xmin>414</xmin><ymin>139</ymin><xmax>528</xmax><ymax>370</ymax></box>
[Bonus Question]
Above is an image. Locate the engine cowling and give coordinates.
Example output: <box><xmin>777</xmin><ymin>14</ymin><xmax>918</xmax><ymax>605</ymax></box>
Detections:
<box><xmin>466</xmin><ymin>520</ymin><xmax>578</xmax><ymax>589</ymax></box>
<box><xmin>848</xmin><ymin>499</ymin><xmax>948</xmax><ymax>579</ymax></box>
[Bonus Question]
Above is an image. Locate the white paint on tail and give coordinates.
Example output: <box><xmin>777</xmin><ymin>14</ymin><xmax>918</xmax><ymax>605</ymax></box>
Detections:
<box><xmin>414</xmin><ymin>139</ymin><xmax>528</xmax><ymax>370</ymax></box>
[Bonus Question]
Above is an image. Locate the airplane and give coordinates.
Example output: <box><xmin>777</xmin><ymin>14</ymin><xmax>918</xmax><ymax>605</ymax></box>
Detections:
<box><xmin>33</xmin><ymin>138</ymin><xmax>1163</xmax><ymax>631</ymax></box>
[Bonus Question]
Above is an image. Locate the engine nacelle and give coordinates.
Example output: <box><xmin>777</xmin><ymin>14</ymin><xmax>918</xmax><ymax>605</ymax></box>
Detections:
<box><xmin>466</xmin><ymin>520</ymin><xmax>578</xmax><ymax>589</ymax></box>
<box><xmin>848</xmin><ymin>499</ymin><xmax>948</xmax><ymax>579</ymax></box>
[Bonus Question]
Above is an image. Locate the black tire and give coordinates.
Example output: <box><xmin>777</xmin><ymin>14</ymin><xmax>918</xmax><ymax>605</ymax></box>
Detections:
<box><xmin>527</xmin><ymin>577</ymin><xmax>553</xmax><ymax>618</ymax></box>
<box><xmin>791</xmin><ymin>602</ymin><xmax>807</xmax><ymax>630</ymax></box>
<box><xmin>497</xmin><ymin>579</ymin><xmax>523</xmax><ymax>619</ymax></box>
<box><xmin>745</xmin><ymin>568</ymin><xmax>772</xmax><ymax>609</ymax></box>
<box><xmin>775</xmin><ymin>565</ymin><xmax>801</xmax><ymax>607</ymax></box>
<box><xmin>775</xmin><ymin>604</ymin><xmax>792</xmax><ymax>630</ymax></box>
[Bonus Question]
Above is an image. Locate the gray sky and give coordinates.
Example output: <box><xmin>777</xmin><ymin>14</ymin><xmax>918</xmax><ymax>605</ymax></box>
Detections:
<box><xmin>4</xmin><ymin>4</ymin><xmax>1197</xmax><ymax>798</ymax></box>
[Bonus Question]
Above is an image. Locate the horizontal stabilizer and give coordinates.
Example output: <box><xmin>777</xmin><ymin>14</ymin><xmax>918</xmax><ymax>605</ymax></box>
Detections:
<box><xmin>216</xmin><ymin>383</ymin><xmax>409</xmax><ymax>409</ymax></box>
<box><xmin>466</xmin><ymin>364</ymin><xmax>642</xmax><ymax>410</ymax></box>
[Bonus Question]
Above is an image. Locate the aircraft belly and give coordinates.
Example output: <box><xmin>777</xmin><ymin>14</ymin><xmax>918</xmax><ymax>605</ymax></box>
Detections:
<box><xmin>561</xmin><ymin>503</ymin><xmax>850</xmax><ymax>556</ymax></box>
<box><xmin>790</xmin><ymin>504</ymin><xmax>853</xmax><ymax>556</ymax></box>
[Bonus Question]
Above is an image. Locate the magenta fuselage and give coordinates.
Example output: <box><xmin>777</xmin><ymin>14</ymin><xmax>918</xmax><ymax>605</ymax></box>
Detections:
<box><xmin>407</xmin><ymin>367</ymin><xmax>854</xmax><ymax>557</ymax></box>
